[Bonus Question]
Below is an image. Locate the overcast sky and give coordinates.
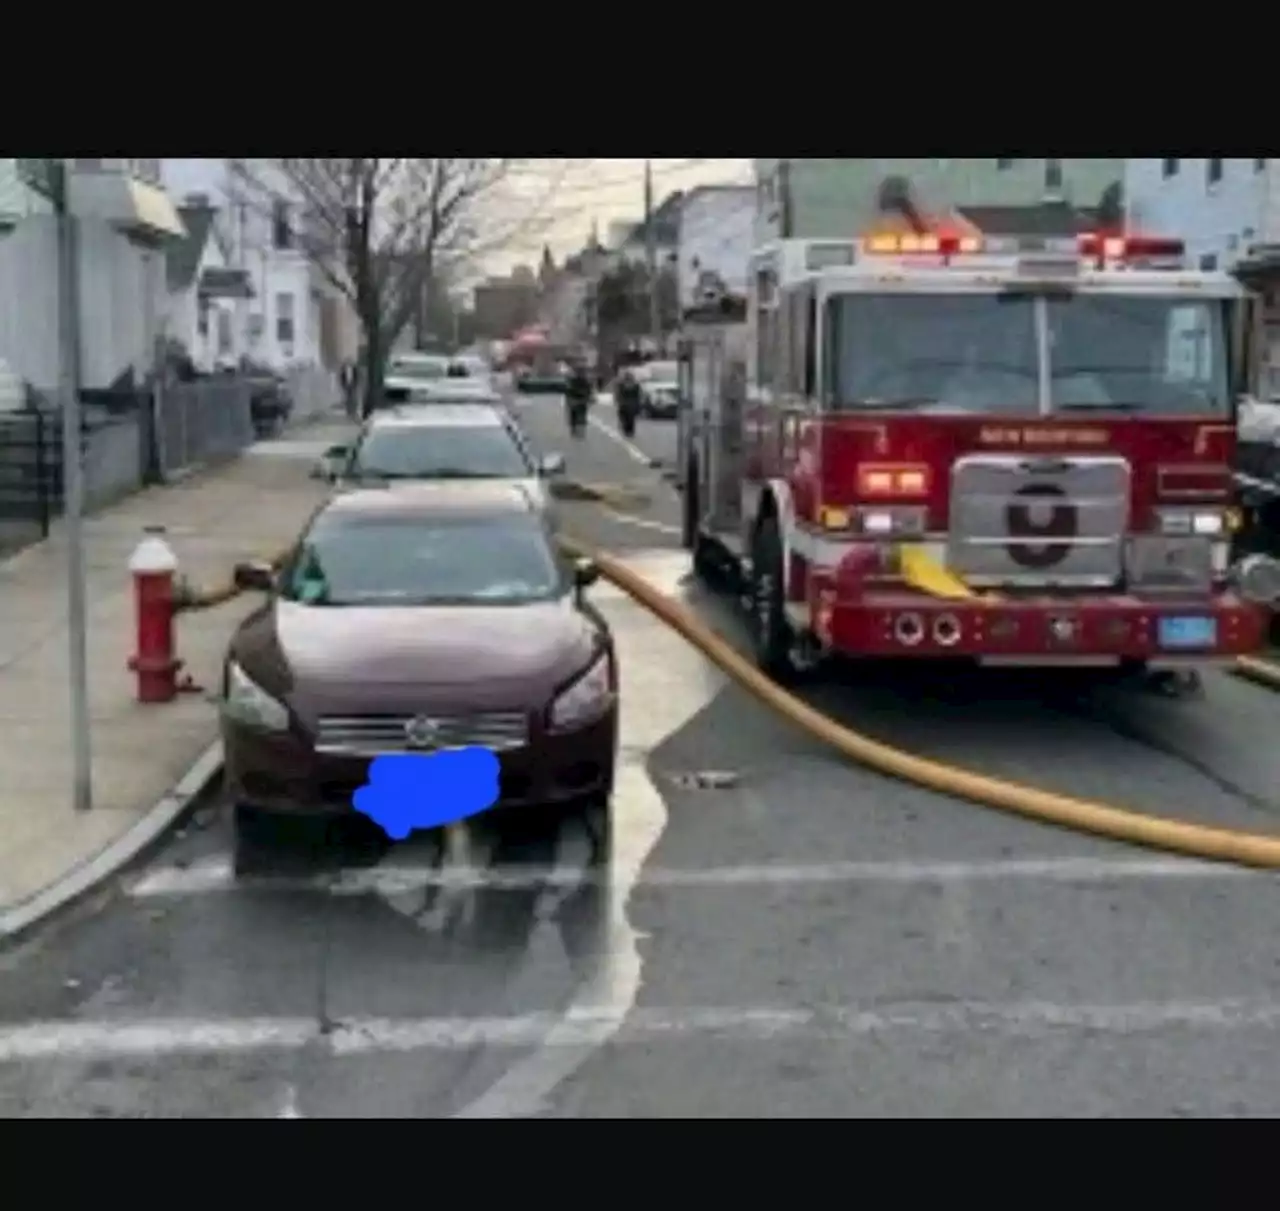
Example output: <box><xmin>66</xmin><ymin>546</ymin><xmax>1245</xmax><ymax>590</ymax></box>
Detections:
<box><xmin>483</xmin><ymin>158</ymin><xmax>753</xmax><ymax>275</ymax></box>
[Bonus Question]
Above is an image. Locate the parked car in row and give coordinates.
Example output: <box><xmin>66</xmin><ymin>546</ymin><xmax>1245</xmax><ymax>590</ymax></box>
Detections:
<box><xmin>635</xmin><ymin>360</ymin><xmax>679</xmax><ymax>419</ymax></box>
<box><xmin>221</xmin><ymin>482</ymin><xmax>616</xmax><ymax>872</ymax></box>
<box><xmin>314</xmin><ymin>402</ymin><xmax>566</xmax><ymax>514</ymax></box>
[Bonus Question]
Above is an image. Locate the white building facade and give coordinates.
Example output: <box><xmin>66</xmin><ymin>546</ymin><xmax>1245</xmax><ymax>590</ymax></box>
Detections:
<box><xmin>161</xmin><ymin>158</ymin><xmax>357</xmax><ymax>373</ymax></box>
<box><xmin>1126</xmin><ymin>158</ymin><xmax>1280</xmax><ymax>396</ymax></box>
<box><xmin>0</xmin><ymin>158</ymin><xmax>185</xmax><ymax>397</ymax></box>
<box><xmin>1124</xmin><ymin>158</ymin><xmax>1279</xmax><ymax>271</ymax></box>
<box><xmin>676</xmin><ymin>185</ymin><xmax>755</xmax><ymax>311</ymax></box>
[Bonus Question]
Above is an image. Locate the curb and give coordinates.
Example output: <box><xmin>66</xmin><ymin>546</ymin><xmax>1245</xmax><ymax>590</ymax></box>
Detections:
<box><xmin>0</xmin><ymin>741</ymin><xmax>224</xmax><ymax>945</ymax></box>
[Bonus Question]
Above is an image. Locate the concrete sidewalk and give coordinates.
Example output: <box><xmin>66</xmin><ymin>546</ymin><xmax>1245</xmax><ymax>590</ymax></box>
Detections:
<box><xmin>0</xmin><ymin>414</ymin><xmax>352</xmax><ymax>926</ymax></box>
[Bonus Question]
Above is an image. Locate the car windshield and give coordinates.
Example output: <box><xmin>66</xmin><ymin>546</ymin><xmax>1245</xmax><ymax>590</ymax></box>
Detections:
<box><xmin>389</xmin><ymin>358</ymin><xmax>447</xmax><ymax>381</ymax></box>
<box><xmin>348</xmin><ymin>425</ymin><xmax>532</xmax><ymax>480</ymax></box>
<box><xmin>825</xmin><ymin>292</ymin><xmax>1231</xmax><ymax>416</ymax></box>
<box><xmin>281</xmin><ymin>514</ymin><xmax>565</xmax><ymax>607</ymax></box>
<box><xmin>646</xmin><ymin>361</ymin><xmax>678</xmax><ymax>386</ymax></box>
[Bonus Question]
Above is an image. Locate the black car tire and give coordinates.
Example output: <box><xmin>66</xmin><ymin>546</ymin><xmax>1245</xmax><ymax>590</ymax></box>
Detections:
<box><xmin>577</xmin><ymin>793</ymin><xmax>613</xmax><ymax>866</ymax></box>
<box><xmin>232</xmin><ymin>803</ymin><xmax>279</xmax><ymax>877</ymax></box>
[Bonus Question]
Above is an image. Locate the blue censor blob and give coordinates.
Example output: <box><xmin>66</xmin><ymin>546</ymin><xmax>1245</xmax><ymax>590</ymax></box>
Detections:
<box><xmin>353</xmin><ymin>748</ymin><xmax>501</xmax><ymax>841</ymax></box>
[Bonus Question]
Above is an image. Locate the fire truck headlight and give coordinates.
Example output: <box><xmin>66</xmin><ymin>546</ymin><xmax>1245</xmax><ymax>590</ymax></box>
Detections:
<box><xmin>856</xmin><ymin>507</ymin><xmax>925</xmax><ymax>536</ymax></box>
<box><xmin>1157</xmin><ymin>509</ymin><xmax>1225</xmax><ymax>537</ymax></box>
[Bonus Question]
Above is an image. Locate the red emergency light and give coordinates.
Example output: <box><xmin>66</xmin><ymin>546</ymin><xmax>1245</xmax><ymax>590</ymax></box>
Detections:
<box><xmin>1077</xmin><ymin>232</ymin><xmax>1186</xmax><ymax>263</ymax></box>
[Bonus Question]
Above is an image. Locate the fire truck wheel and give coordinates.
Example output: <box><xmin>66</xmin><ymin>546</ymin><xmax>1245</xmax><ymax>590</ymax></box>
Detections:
<box><xmin>750</xmin><ymin>514</ymin><xmax>801</xmax><ymax>681</ymax></box>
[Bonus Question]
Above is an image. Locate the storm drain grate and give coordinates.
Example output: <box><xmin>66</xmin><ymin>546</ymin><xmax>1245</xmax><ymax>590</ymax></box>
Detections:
<box><xmin>667</xmin><ymin>770</ymin><xmax>740</xmax><ymax>791</ymax></box>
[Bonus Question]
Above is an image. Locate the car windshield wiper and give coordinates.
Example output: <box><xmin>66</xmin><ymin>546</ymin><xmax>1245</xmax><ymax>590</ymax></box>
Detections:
<box><xmin>1053</xmin><ymin>401</ymin><xmax>1145</xmax><ymax>412</ymax></box>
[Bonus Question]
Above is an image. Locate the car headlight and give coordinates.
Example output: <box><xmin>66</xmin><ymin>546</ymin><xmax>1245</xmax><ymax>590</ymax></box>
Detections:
<box><xmin>548</xmin><ymin>650</ymin><xmax>615</xmax><ymax>732</ymax></box>
<box><xmin>221</xmin><ymin>661</ymin><xmax>290</xmax><ymax>732</ymax></box>
<box><xmin>1157</xmin><ymin>509</ymin><xmax>1226</xmax><ymax>536</ymax></box>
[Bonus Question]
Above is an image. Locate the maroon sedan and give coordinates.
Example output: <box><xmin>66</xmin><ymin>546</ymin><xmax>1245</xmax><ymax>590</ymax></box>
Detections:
<box><xmin>220</xmin><ymin>482</ymin><xmax>617</xmax><ymax>873</ymax></box>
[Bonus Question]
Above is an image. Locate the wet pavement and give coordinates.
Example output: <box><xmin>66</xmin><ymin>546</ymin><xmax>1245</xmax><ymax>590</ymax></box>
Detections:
<box><xmin>3</xmin><ymin>395</ymin><xmax>1280</xmax><ymax>1117</ymax></box>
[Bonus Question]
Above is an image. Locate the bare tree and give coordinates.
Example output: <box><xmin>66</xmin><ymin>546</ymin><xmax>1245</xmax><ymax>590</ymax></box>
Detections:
<box><xmin>230</xmin><ymin>158</ymin><xmax>524</xmax><ymax>415</ymax></box>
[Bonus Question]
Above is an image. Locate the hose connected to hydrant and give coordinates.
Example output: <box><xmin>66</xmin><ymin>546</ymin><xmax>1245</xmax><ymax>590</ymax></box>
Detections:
<box><xmin>126</xmin><ymin>528</ymin><xmax>293</xmax><ymax>704</ymax></box>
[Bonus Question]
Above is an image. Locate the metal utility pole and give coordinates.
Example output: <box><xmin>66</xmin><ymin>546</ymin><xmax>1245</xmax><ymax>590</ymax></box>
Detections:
<box><xmin>644</xmin><ymin>159</ymin><xmax>661</xmax><ymax>349</ymax></box>
<box><xmin>52</xmin><ymin>159</ymin><xmax>92</xmax><ymax>812</ymax></box>
<box><xmin>778</xmin><ymin>158</ymin><xmax>795</xmax><ymax>238</ymax></box>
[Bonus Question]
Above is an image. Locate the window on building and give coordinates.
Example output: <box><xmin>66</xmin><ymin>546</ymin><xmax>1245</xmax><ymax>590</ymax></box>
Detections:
<box><xmin>1044</xmin><ymin>158</ymin><xmax>1063</xmax><ymax>192</ymax></box>
<box><xmin>217</xmin><ymin>310</ymin><xmax>233</xmax><ymax>355</ymax></box>
<box><xmin>1257</xmin><ymin>158</ymin><xmax>1268</xmax><ymax>173</ymax></box>
<box><xmin>996</xmin><ymin>158</ymin><xmax>1015</xmax><ymax>171</ymax></box>
<box><xmin>1206</xmin><ymin>158</ymin><xmax>1224</xmax><ymax>187</ymax></box>
<box><xmin>1162</xmin><ymin>158</ymin><xmax>1179</xmax><ymax>178</ymax></box>
<box><xmin>272</xmin><ymin>200</ymin><xmax>294</xmax><ymax>250</ymax></box>
<box><xmin>276</xmin><ymin>292</ymin><xmax>295</xmax><ymax>347</ymax></box>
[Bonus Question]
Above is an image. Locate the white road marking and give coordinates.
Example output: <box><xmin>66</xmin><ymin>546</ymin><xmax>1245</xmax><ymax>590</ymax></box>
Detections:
<box><xmin>128</xmin><ymin>854</ymin><xmax>1254</xmax><ymax>900</ymax></box>
<box><xmin>602</xmin><ymin>509</ymin><xmax>684</xmax><ymax>538</ymax></box>
<box><xmin>5</xmin><ymin>998</ymin><xmax>1280</xmax><ymax>1064</ymax></box>
<box><xmin>277</xmin><ymin>1085</ymin><xmax>304</xmax><ymax>1118</ymax></box>
<box><xmin>583</xmin><ymin>549</ymin><xmax>691</xmax><ymax>600</ymax></box>
<box><xmin>452</xmin><ymin>580</ymin><xmax>725</xmax><ymax>1119</ymax></box>
<box><xmin>588</xmin><ymin>411</ymin><xmax>655</xmax><ymax>467</ymax></box>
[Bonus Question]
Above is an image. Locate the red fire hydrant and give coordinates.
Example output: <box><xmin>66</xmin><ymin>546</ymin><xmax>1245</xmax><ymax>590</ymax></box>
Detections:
<box><xmin>127</xmin><ymin>526</ymin><xmax>184</xmax><ymax>704</ymax></box>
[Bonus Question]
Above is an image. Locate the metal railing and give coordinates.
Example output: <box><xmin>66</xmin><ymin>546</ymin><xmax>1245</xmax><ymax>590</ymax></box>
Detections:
<box><xmin>154</xmin><ymin>379</ymin><xmax>254</xmax><ymax>480</ymax></box>
<box><xmin>0</xmin><ymin>378</ymin><xmax>260</xmax><ymax>557</ymax></box>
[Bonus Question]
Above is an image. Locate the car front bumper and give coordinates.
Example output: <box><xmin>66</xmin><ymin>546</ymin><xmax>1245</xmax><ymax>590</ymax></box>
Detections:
<box><xmin>222</xmin><ymin>708</ymin><xmax>617</xmax><ymax>817</ymax></box>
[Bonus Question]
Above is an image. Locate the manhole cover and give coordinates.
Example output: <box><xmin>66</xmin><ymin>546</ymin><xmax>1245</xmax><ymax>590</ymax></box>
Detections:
<box><xmin>667</xmin><ymin>770</ymin><xmax>739</xmax><ymax>790</ymax></box>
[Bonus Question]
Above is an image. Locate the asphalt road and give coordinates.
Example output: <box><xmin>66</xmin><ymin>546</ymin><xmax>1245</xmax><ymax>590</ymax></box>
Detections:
<box><xmin>4</xmin><ymin>393</ymin><xmax>1280</xmax><ymax>1117</ymax></box>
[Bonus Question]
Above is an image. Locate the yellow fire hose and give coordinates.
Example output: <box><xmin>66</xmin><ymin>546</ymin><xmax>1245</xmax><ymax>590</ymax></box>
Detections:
<box><xmin>558</xmin><ymin>535</ymin><xmax>1280</xmax><ymax>871</ymax></box>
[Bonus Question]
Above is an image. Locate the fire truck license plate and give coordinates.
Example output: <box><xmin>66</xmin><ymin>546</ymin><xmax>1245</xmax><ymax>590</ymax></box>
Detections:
<box><xmin>1158</xmin><ymin>616</ymin><xmax>1217</xmax><ymax>649</ymax></box>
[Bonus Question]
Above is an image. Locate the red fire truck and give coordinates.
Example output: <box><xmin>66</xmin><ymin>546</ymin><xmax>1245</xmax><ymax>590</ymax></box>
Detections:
<box><xmin>676</xmin><ymin>197</ymin><xmax>1280</xmax><ymax>681</ymax></box>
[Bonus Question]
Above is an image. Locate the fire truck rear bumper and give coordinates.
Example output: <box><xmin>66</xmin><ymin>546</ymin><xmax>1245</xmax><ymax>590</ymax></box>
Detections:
<box><xmin>814</xmin><ymin>591</ymin><xmax>1269</xmax><ymax>663</ymax></box>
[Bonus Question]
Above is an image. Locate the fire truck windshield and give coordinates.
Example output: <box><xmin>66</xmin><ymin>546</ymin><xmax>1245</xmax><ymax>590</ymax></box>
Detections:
<box><xmin>825</xmin><ymin>291</ymin><xmax>1231</xmax><ymax>417</ymax></box>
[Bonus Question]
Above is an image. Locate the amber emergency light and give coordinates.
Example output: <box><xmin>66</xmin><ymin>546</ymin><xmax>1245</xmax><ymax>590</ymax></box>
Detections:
<box><xmin>857</xmin><ymin>463</ymin><xmax>931</xmax><ymax>498</ymax></box>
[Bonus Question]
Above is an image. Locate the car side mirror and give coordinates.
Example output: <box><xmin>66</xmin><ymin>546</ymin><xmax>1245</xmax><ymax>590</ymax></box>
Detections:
<box><xmin>539</xmin><ymin>452</ymin><xmax>566</xmax><ymax>476</ymax></box>
<box><xmin>233</xmin><ymin>560</ymin><xmax>276</xmax><ymax>593</ymax></box>
<box><xmin>573</xmin><ymin>558</ymin><xmax>601</xmax><ymax>591</ymax></box>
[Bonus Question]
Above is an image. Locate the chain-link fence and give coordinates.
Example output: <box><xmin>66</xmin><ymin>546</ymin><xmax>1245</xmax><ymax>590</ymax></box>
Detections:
<box><xmin>154</xmin><ymin>380</ymin><xmax>254</xmax><ymax>481</ymax></box>
<box><xmin>0</xmin><ymin>378</ymin><xmax>262</xmax><ymax>556</ymax></box>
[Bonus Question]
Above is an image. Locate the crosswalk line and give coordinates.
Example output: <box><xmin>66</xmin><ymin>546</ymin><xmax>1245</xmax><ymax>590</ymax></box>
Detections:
<box><xmin>4</xmin><ymin>997</ymin><xmax>1279</xmax><ymax>1064</ymax></box>
<box><xmin>128</xmin><ymin>853</ymin><xmax>1249</xmax><ymax>900</ymax></box>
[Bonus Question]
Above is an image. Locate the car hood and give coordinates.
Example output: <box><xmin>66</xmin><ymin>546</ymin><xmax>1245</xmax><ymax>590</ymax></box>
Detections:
<box><xmin>235</xmin><ymin>596</ymin><xmax>599</xmax><ymax>717</ymax></box>
<box><xmin>384</xmin><ymin>375</ymin><xmax>439</xmax><ymax>393</ymax></box>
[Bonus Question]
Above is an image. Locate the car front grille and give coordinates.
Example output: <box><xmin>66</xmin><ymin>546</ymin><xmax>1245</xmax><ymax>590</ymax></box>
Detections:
<box><xmin>314</xmin><ymin>711</ymin><xmax>530</xmax><ymax>756</ymax></box>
